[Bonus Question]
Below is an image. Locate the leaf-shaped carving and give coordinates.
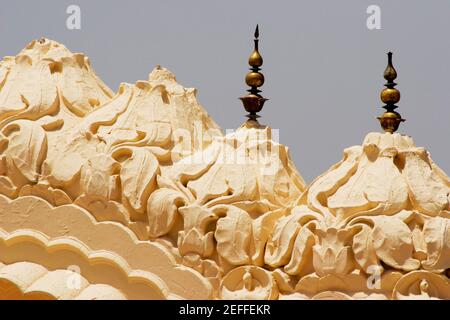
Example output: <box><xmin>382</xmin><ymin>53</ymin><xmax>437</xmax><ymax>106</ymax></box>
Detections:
<box><xmin>2</xmin><ymin>120</ymin><xmax>47</xmax><ymax>184</ymax></box>
<box><xmin>306</xmin><ymin>146</ymin><xmax>361</xmax><ymax>217</ymax></box>
<box><xmin>80</xmin><ymin>154</ymin><xmax>120</xmax><ymax>199</ymax></box>
<box><xmin>264</xmin><ymin>213</ymin><xmax>301</xmax><ymax>268</ymax></box>
<box><xmin>214</xmin><ymin>205</ymin><xmax>252</xmax><ymax>266</ymax></box>
<box><xmin>351</xmin><ymin>223</ymin><xmax>381</xmax><ymax>273</ymax></box>
<box><xmin>250</xmin><ymin>209</ymin><xmax>286</xmax><ymax>266</ymax></box>
<box><xmin>255</xmin><ymin>141</ymin><xmax>304</xmax><ymax>207</ymax></box>
<box><xmin>112</xmin><ymin>147</ymin><xmax>160</xmax><ymax>214</ymax></box>
<box><xmin>284</xmin><ymin>223</ymin><xmax>316</xmax><ymax>275</ymax></box>
<box><xmin>403</xmin><ymin>150</ymin><xmax>449</xmax><ymax>216</ymax></box>
<box><xmin>422</xmin><ymin>217</ymin><xmax>450</xmax><ymax>271</ymax></box>
<box><xmin>328</xmin><ymin>145</ymin><xmax>408</xmax><ymax>218</ymax></box>
<box><xmin>264</xmin><ymin>206</ymin><xmax>320</xmax><ymax>268</ymax></box>
<box><xmin>0</xmin><ymin>57</ymin><xmax>58</xmax><ymax>120</ymax></box>
<box><xmin>59</xmin><ymin>54</ymin><xmax>113</xmax><ymax>117</ymax></box>
<box><xmin>80</xmin><ymin>84</ymin><xmax>133</xmax><ymax>135</ymax></box>
<box><xmin>180</xmin><ymin>228</ymin><xmax>213</xmax><ymax>256</ymax></box>
<box><xmin>190</xmin><ymin>160</ymin><xmax>258</xmax><ymax>207</ymax></box>
<box><xmin>178</xmin><ymin>205</ymin><xmax>217</xmax><ymax>257</ymax></box>
<box><xmin>372</xmin><ymin>216</ymin><xmax>420</xmax><ymax>271</ymax></box>
<box><xmin>147</xmin><ymin>188</ymin><xmax>187</xmax><ymax>238</ymax></box>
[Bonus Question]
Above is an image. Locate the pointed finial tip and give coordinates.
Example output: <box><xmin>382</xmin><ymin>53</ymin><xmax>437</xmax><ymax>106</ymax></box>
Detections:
<box><xmin>254</xmin><ymin>24</ymin><xmax>259</xmax><ymax>39</ymax></box>
<box><xmin>387</xmin><ymin>52</ymin><xmax>393</xmax><ymax>64</ymax></box>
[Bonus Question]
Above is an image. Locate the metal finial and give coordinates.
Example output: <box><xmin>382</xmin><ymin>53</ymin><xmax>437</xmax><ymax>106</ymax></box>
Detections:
<box><xmin>240</xmin><ymin>25</ymin><xmax>268</xmax><ymax>122</ymax></box>
<box><xmin>377</xmin><ymin>52</ymin><xmax>404</xmax><ymax>133</ymax></box>
<box><xmin>384</xmin><ymin>52</ymin><xmax>397</xmax><ymax>82</ymax></box>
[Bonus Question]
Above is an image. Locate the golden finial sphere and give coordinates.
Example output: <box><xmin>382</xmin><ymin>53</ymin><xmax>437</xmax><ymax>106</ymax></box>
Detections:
<box><xmin>245</xmin><ymin>71</ymin><xmax>264</xmax><ymax>87</ymax></box>
<box><xmin>249</xmin><ymin>50</ymin><xmax>263</xmax><ymax>67</ymax></box>
<box><xmin>380</xmin><ymin>88</ymin><xmax>400</xmax><ymax>104</ymax></box>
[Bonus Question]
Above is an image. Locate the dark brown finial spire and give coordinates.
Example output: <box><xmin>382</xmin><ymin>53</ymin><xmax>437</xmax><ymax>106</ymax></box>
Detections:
<box><xmin>377</xmin><ymin>52</ymin><xmax>405</xmax><ymax>133</ymax></box>
<box><xmin>240</xmin><ymin>24</ymin><xmax>268</xmax><ymax>122</ymax></box>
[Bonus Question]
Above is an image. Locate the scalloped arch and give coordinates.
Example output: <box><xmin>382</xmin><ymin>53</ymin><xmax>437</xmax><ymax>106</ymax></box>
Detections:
<box><xmin>0</xmin><ymin>229</ymin><xmax>167</xmax><ymax>299</ymax></box>
<box><xmin>0</xmin><ymin>261</ymin><xmax>127</xmax><ymax>300</ymax></box>
<box><xmin>0</xmin><ymin>194</ymin><xmax>212</xmax><ymax>299</ymax></box>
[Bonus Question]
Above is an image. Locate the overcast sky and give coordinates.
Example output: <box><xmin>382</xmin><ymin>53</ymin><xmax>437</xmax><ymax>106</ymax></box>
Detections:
<box><xmin>1</xmin><ymin>0</ymin><xmax>449</xmax><ymax>182</ymax></box>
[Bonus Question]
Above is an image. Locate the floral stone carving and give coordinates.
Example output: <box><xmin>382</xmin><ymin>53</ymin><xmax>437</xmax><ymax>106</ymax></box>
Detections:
<box><xmin>0</xmin><ymin>39</ymin><xmax>448</xmax><ymax>299</ymax></box>
<box><xmin>262</xmin><ymin>132</ymin><xmax>450</xmax><ymax>299</ymax></box>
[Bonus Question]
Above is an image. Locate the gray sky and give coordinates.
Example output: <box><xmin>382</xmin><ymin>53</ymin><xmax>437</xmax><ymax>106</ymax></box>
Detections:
<box><xmin>1</xmin><ymin>0</ymin><xmax>449</xmax><ymax>182</ymax></box>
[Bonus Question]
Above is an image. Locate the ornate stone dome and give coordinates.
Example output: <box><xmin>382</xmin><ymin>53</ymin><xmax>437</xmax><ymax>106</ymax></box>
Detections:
<box><xmin>0</xmin><ymin>36</ymin><xmax>448</xmax><ymax>300</ymax></box>
<box><xmin>260</xmin><ymin>132</ymin><xmax>450</xmax><ymax>299</ymax></box>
